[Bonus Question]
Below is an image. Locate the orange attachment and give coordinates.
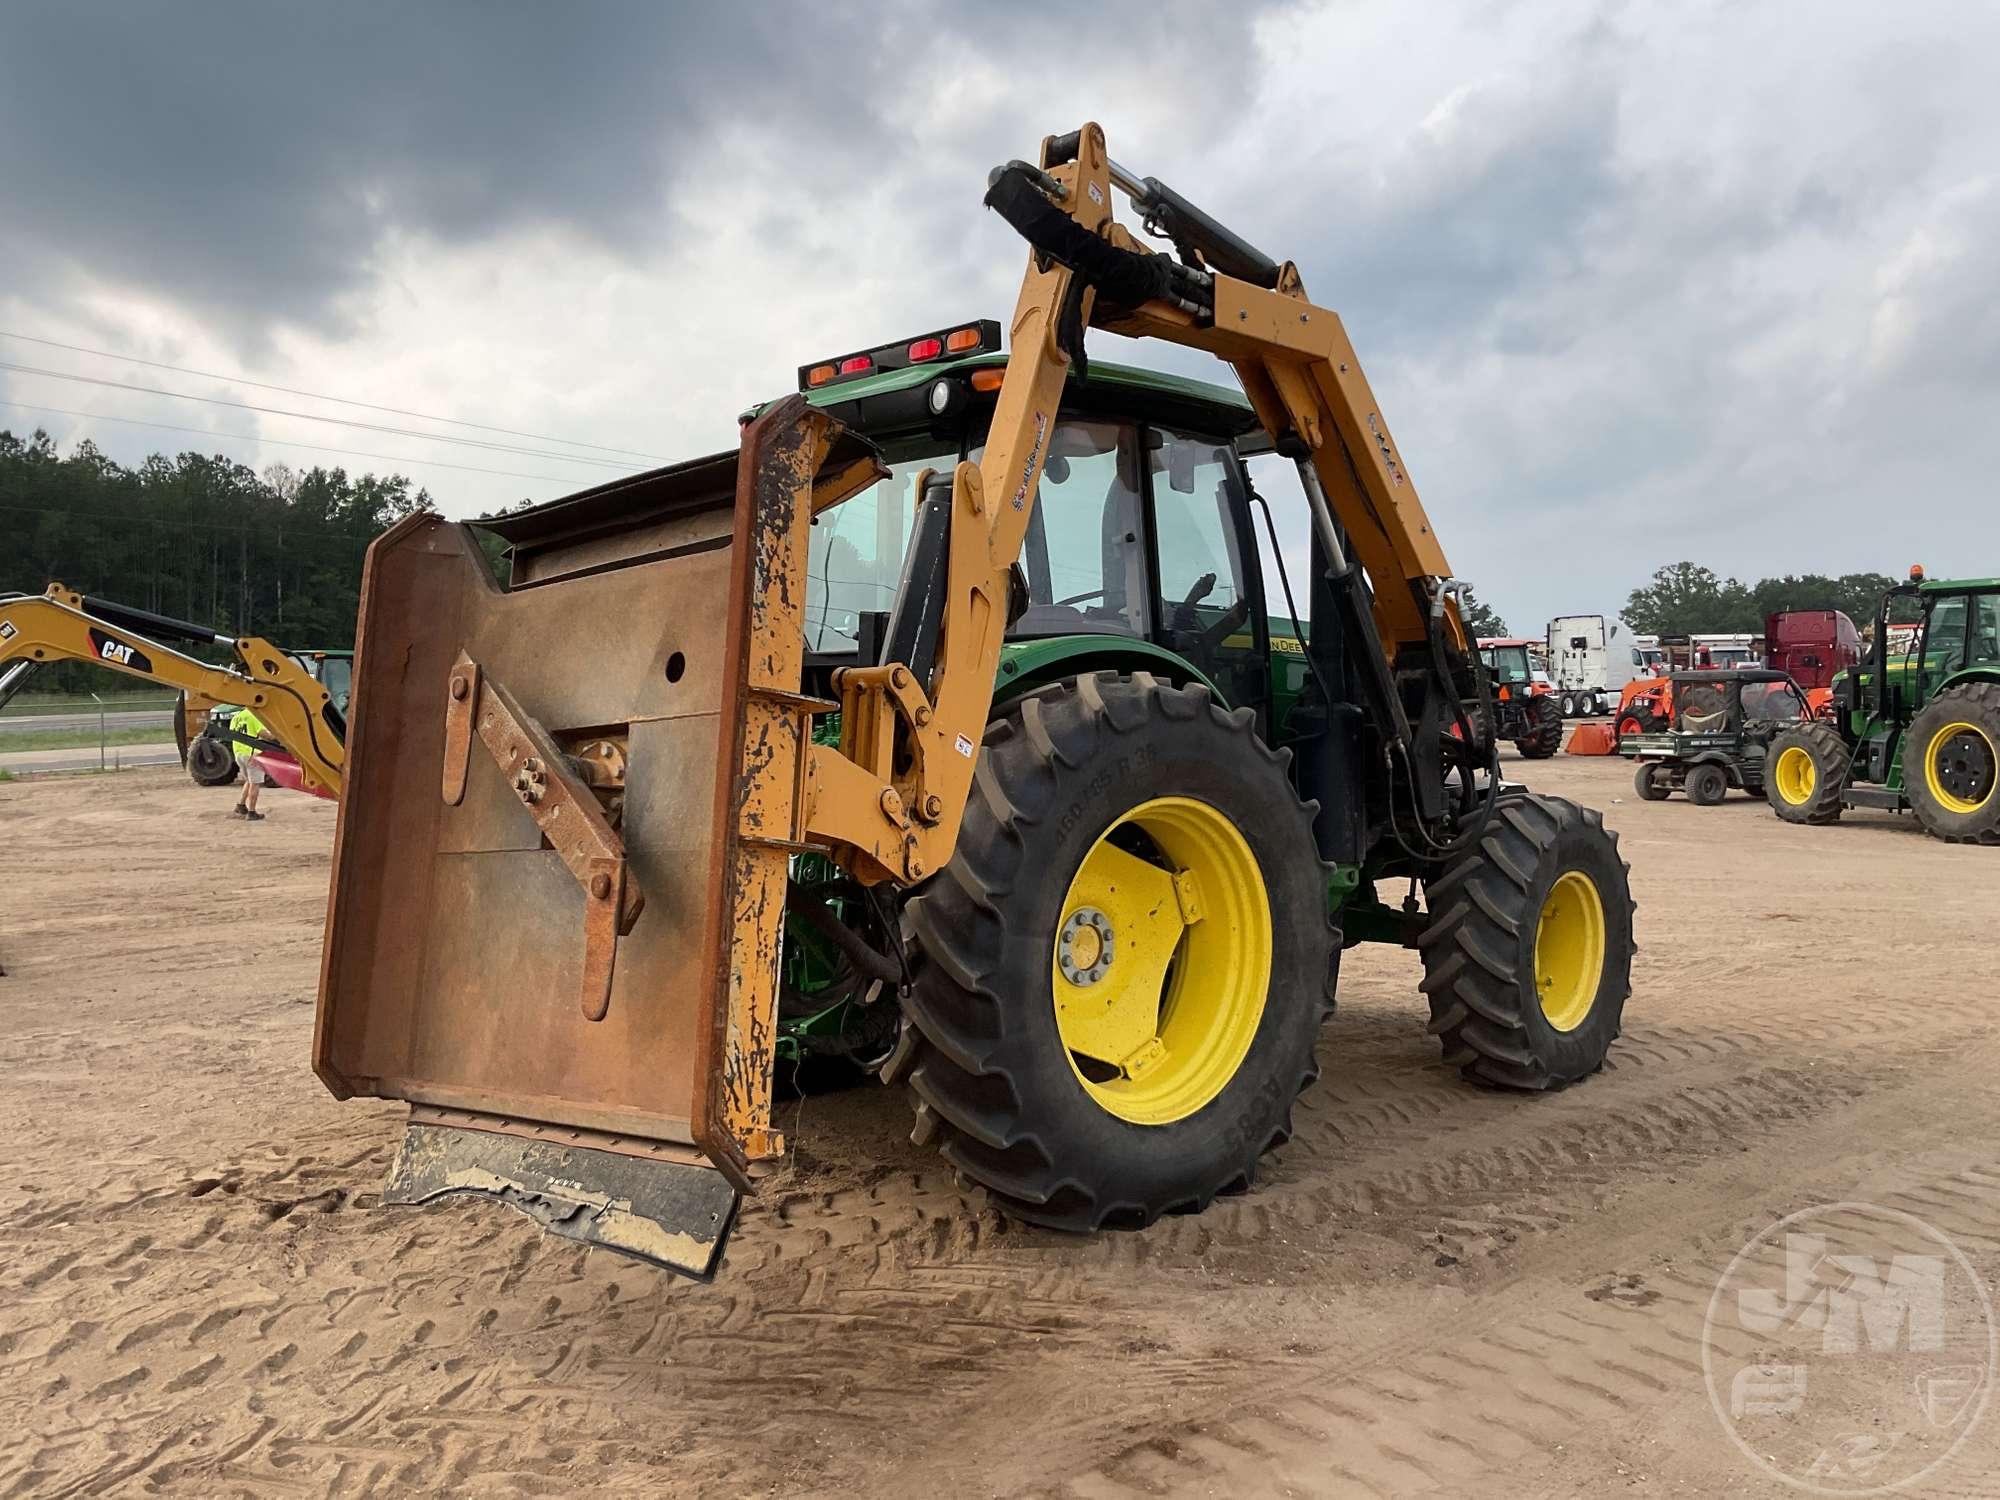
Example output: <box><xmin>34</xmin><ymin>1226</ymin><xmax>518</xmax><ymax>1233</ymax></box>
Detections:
<box><xmin>1566</xmin><ymin>722</ymin><xmax>1619</xmax><ymax>756</ymax></box>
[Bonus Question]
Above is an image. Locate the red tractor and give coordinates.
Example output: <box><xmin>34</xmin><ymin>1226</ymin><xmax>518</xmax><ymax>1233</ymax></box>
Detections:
<box><xmin>1478</xmin><ymin>637</ymin><xmax>1564</xmax><ymax>758</ymax></box>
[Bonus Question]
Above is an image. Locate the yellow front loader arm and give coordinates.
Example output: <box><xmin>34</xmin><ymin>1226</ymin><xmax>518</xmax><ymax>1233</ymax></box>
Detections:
<box><xmin>0</xmin><ymin>584</ymin><xmax>345</xmax><ymax>797</ymax></box>
<box><xmin>806</xmin><ymin>121</ymin><xmax>1462</xmax><ymax>887</ymax></box>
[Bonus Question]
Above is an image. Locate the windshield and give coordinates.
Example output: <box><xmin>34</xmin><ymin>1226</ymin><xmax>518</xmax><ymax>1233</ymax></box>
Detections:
<box><xmin>319</xmin><ymin>657</ymin><xmax>352</xmax><ymax>714</ymax></box>
<box><xmin>1481</xmin><ymin>646</ymin><xmax>1532</xmax><ymax>684</ymax></box>
<box><xmin>1740</xmin><ymin>680</ymin><xmax>1804</xmax><ymax>722</ymax></box>
<box><xmin>1706</xmin><ymin>647</ymin><xmax>1756</xmax><ymax>668</ymax></box>
<box><xmin>803</xmin><ymin>439</ymin><xmax>957</xmax><ymax>653</ymax></box>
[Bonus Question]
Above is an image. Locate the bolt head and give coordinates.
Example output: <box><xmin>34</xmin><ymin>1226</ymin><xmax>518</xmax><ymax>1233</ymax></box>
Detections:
<box><xmin>590</xmin><ymin>873</ymin><xmax>612</xmax><ymax>900</ymax></box>
<box><xmin>450</xmin><ymin>676</ymin><xmax>469</xmax><ymax>701</ymax></box>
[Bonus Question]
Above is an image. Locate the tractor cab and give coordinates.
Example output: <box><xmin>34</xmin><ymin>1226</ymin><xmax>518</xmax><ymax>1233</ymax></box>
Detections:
<box><xmin>1624</xmin><ymin>668</ymin><xmax>1809</xmax><ymax>805</ymax></box>
<box><xmin>788</xmin><ymin>326</ymin><xmax>1293</xmax><ymax>737</ymax></box>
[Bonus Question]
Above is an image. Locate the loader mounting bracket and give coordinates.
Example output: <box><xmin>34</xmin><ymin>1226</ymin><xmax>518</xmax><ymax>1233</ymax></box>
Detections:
<box><xmin>441</xmin><ymin>650</ymin><xmax>644</xmax><ymax>1022</ymax></box>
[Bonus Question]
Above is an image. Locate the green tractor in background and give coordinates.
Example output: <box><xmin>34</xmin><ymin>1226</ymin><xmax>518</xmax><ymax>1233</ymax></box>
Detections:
<box><xmin>1767</xmin><ymin>568</ymin><xmax>2000</xmax><ymax>844</ymax></box>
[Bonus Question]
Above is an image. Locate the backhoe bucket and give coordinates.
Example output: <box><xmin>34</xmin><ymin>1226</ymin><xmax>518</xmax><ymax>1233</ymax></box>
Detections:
<box><xmin>313</xmin><ymin>397</ymin><xmax>882</xmax><ymax>1277</ymax></box>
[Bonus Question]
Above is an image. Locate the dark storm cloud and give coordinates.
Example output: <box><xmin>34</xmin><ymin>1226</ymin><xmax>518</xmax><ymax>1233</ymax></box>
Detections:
<box><xmin>0</xmin><ymin>2</ymin><xmax>1280</xmax><ymax>344</ymax></box>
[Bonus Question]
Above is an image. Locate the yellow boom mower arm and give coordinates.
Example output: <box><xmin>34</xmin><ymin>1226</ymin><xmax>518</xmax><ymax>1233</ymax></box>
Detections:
<box><xmin>313</xmin><ymin>122</ymin><xmax>1476</xmax><ymax>1278</ymax></box>
<box><xmin>0</xmin><ymin>584</ymin><xmax>345</xmax><ymax>797</ymax></box>
<box><xmin>807</xmin><ymin>123</ymin><xmax>1463</xmax><ymax>889</ymax></box>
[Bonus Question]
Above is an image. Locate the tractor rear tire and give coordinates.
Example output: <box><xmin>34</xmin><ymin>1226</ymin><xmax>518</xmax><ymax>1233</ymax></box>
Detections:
<box><xmin>1765</xmin><ymin>723</ymin><xmax>1847</xmax><ymax>825</ymax></box>
<box><xmin>1634</xmin><ymin>763</ymin><xmax>1669</xmax><ymax>801</ymax></box>
<box><xmin>1419</xmin><ymin>793</ymin><xmax>1633</xmax><ymax>1090</ymax></box>
<box><xmin>1905</xmin><ymin>682</ymin><xmax>2000</xmax><ymax>845</ymax></box>
<box><xmin>900</xmin><ymin>673</ymin><xmax>1335</xmax><ymax>1231</ymax></box>
<box><xmin>1685</xmin><ymin>763</ymin><xmax>1728</xmax><ymax>806</ymax></box>
<box><xmin>1514</xmin><ymin>695</ymin><xmax>1564</xmax><ymax>759</ymax></box>
<box><xmin>187</xmin><ymin>734</ymin><xmax>239</xmax><ymax>787</ymax></box>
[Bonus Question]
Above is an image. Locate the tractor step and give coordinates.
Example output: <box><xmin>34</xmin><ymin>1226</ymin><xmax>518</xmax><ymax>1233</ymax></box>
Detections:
<box><xmin>1841</xmin><ymin>785</ymin><xmax>1908</xmax><ymax>811</ymax></box>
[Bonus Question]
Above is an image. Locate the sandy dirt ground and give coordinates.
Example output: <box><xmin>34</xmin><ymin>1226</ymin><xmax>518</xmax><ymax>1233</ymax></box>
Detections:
<box><xmin>1</xmin><ymin>757</ymin><xmax>1995</xmax><ymax>1497</ymax></box>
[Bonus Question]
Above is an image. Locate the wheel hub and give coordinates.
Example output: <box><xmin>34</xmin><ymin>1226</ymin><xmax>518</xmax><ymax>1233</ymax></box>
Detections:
<box><xmin>1057</xmin><ymin>907</ymin><xmax>1116</xmax><ymax>985</ymax></box>
<box><xmin>1933</xmin><ymin>727</ymin><xmax>1996</xmax><ymax>810</ymax></box>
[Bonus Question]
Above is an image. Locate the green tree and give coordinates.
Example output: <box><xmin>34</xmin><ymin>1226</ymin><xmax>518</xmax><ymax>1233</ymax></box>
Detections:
<box><xmin>0</xmin><ymin>427</ymin><xmax>435</xmax><ymax>693</ymax></box>
<box><xmin>1457</xmin><ymin>587</ymin><xmax>1508</xmax><ymax>639</ymax></box>
<box><xmin>1620</xmin><ymin>561</ymin><xmax>1740</xmax><ymax>635</ymax></box>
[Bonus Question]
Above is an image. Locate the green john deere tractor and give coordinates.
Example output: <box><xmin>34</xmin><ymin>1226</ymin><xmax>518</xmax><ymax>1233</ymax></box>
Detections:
<box><xmin>768</xmin><ymin>330</ymin><xmax>1634</xmax><ymax>1091</ymax></box>
<box><xmin>1766</xmin><ymin>569</ymin><xmax>2000</xmax><ymax>844</ymax></box>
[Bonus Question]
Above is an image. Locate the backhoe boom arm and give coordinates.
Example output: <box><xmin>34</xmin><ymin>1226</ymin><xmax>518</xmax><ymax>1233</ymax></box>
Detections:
<box><xmin>0</xmin><ymin>584</ymin><xmax>345</xmax><ymax>797</ymax></box>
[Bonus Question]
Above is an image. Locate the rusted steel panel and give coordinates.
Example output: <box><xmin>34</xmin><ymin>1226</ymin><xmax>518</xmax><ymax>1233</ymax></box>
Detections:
<box><xmin>315</xmin><ymin>398</ymin><xmax>880</xmax><ymax>1178</ymax></box>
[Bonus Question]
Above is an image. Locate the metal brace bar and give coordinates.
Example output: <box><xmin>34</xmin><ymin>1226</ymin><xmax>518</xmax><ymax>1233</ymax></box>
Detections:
<box><xmin>441</xmin><ymin>650</ymin><xmax>644</xmax><ymax>1021</ymax></box>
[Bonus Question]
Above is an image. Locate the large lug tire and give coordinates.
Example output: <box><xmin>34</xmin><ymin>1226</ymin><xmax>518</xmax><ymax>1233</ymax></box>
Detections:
<box><xmin>1513</xmin><ymin>694</ymin><xmax>1563</xmax><ymax>760</ymax></box>
<box><xmin>1419</xmin><ymin>793</ymin><xmax>1634</xmax><ymax>1090</ymax></box>
<box><xmin>186</xmin><ymin>734</ymin><xmax>240</xmax><ymax>787</ymax></box>
<box><xmin>1905</xmin><ymin>682</ymin><xmax>2000</xmax><ymax>845</ymax></box>
<box><xmin>1765</xmin><ymin>723</ymin><xmax>1848</xmax><ymax>825</ymax></box>
<box><xmin>1633</xmin><ymin>762</ymin><xmax>1669</xmax><ymax>801</ymax></box>
<box><xmin>900</xmin><ymin>672</ymin><xmax>1335</xmax><ymax>1231</ymax></box>
<box><xmin>1685</xmin><ymin>763</ymin><xmax>1729</xmax><ymax>806</ymax></box>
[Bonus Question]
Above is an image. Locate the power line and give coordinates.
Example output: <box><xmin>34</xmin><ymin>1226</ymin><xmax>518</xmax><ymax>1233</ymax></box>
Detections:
<box><xmin>0</xmin><ymin>328</ymin><xmax>670</xmax><ymax>464</ymax></box>
<box><xmin>0</xmin><ymin>360</ymin><xmax>640</xmax><ymax>471</ymax></box>
<box><xmin>0</xmin><ymin>399</ymin><xmax>571</xmax><ymax>486</ymax></box>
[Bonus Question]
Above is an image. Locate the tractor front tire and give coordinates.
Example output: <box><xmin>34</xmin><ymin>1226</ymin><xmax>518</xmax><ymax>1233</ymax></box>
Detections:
<box><xmin>1765</xmin><ymin>724</ymin><xmax>1847</xmax><ymax>825</ymax></box>
<box><xmin>900</xmin><ymin>673</ymin><xmax>1335</xmax><ymax>1231</ymax></box>
<box><xmin>1514</xmin><ymin>695</ymin><xmax>1564</xmax><ymax>760</ymax></box>
<box><xmin>187</xmin><ymin>734</ymin><xmax>239</xmax><ymax>787</ymax></box>
<box><xmin>1419</xmin><ymin>794</ymin><xmax>1633</xmax><ymax>1090</ymax></box>
<box><xmin>1905</xmin><ymin>682</ymin><xmax>2000</xmax><ymax>845</ymax></box>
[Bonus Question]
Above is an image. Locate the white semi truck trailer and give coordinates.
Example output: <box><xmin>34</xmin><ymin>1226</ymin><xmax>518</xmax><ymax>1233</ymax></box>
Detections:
<box><xmin>1546</xmin><ymin>615</ymin><xmax>1656</xmax><ymax>717</ymax></box>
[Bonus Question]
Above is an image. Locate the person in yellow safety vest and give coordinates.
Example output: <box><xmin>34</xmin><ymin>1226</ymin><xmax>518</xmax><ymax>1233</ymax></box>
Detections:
<box><xmin>229</xmin><ymin>706</ymin><xmax>271</xmax><ymax>821</ymax></box>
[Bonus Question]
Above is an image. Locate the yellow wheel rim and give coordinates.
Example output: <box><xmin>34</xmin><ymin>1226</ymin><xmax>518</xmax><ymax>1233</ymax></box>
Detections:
<box><xmin>1773</xmin><ymin>744</ymin><xmax>1817</xmax><ymax>806</ymax></box>
<box><xmin>1924</xmin><ymin>721</ymin><xmax>1997</xmax><ymax>815</ymax></box>
<box><xmin>1534</xmin><ymin>871</ymin><xmax>1605</xmax><ymax>1033</ymax></box>
<box><xmin>1051</xmin><ymin>796</ymin><xmax>1271</xmax><ymax>1126</ymax></box>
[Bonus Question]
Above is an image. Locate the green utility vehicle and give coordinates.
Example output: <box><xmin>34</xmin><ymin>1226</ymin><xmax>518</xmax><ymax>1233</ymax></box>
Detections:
<box><xmin>1623</xmin><ymin>669</ymin><xmax>1810</xmax><ymax>805</ymax></box>
<box><xmin>1766</xmin><ymin>569</ymin><xmax>2000</xmax><ymax>843</ymax></box>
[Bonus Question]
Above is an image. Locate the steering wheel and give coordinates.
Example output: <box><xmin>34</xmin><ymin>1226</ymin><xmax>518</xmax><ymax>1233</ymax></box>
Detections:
<box><xmin>1054</xmin><ymin>587</ymin><xmax>1105</xmax><ymax>607</ymax></box>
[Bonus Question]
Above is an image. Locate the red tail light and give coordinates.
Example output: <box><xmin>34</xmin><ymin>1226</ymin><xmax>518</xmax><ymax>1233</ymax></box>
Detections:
<box><xmin>838</xmin><ymin>355</ymin><xmax>873</xmax><ymax>376</ymax></box>
<box><xmin>907</xmin><ymin>337</ymin><xmax>943</xmax><ymax>362</ymax></box>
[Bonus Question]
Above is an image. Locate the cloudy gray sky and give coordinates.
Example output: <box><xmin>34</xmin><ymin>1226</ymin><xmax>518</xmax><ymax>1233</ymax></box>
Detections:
<box><xmin>2</xmin><ymin>0</ymin><xmax>1995</xmax><ymax>632</ymax></box>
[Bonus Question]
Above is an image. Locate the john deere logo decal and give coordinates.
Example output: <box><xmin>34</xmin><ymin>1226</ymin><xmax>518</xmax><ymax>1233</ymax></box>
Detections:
<box><xmin>88</xmin><ymin>628</ymin><xmax>152</xmax><ymax>673</ymax></box>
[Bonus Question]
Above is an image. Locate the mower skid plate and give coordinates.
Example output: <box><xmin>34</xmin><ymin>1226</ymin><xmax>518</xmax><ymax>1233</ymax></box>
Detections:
<box><xmin>384</xmin><ymin>1122</ymin><xmax>737</xmax><ymax>1279</ymax></box>
<box><xmin>313</xmin><ymin>395</ymin><xmax>882</xmax><ymax>1263</ymax></box>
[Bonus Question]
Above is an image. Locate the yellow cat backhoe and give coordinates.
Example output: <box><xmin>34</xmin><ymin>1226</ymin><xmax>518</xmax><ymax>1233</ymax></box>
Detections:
<box><xmin>312</xmin><ymin>124</ymin><xmax>1636</xmax><ymax>1277</ymax></box>
<box><xmin>0</xmin><ymin>584</ymin><xmax>344</xmax><ymax>796</ymax></box>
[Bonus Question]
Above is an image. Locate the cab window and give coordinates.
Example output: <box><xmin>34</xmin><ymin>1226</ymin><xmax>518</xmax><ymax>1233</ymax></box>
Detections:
<box><xmin>804</xmin><ymin>442</ymin><xmax>957</xmax><ymax>653</ymax></box>
<box><xmin>1149</xmin><ymin>428</ymin><xmax>1250</xmax><ymax>650</ymax></box>
<box><xmin>1008</xmin><ymin>420</ymin><xmax>1147</xmax><ymax>638</ymax></box>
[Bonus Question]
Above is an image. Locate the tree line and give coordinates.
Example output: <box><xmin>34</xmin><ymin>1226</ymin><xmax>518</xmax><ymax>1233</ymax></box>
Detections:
<box><xmin>1619</xmin><ymin>561</ymin><xmax>1919</xmax><ymax>636</ymax></box>
<box><xmin>1</xmin><ymin>427</ymin><xmax>439</xmax><ymax>692</ymax></box>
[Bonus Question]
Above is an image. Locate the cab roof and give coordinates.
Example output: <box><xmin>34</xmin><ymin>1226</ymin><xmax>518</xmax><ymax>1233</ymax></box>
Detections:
<box><xmin>1920</xmin><ymin>576</ymin><xmax>2000</xmax><ymax>594</ymax></box>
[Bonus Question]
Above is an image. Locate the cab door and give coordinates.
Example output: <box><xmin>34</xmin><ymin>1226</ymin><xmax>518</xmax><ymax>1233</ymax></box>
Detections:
<box><xmin>1143</xmin><ymin>425</ymin><xmax>1270</xmax><ymax>729</ymax></box>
